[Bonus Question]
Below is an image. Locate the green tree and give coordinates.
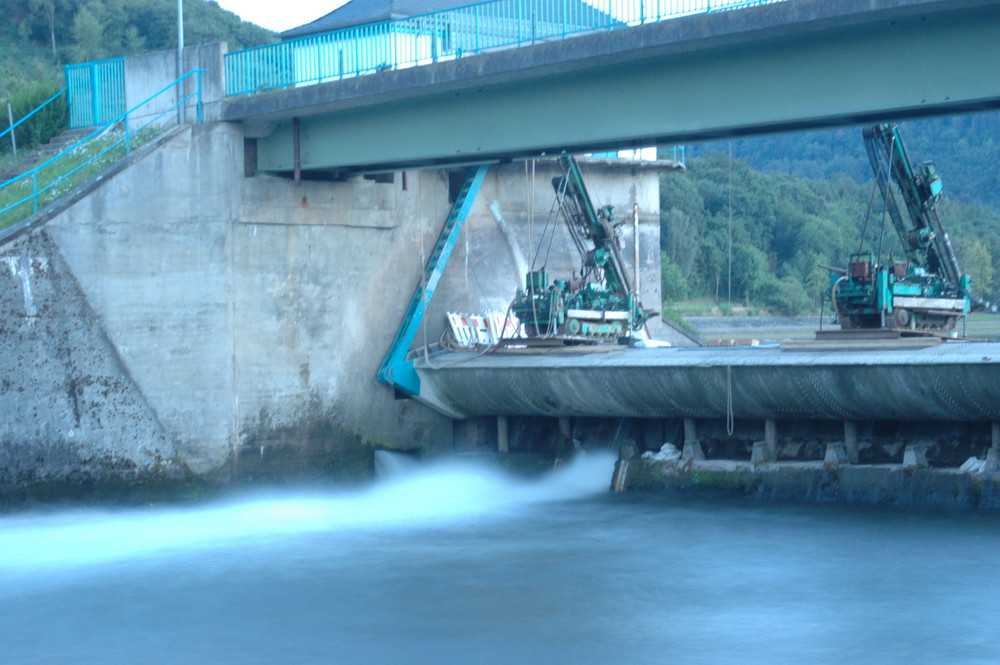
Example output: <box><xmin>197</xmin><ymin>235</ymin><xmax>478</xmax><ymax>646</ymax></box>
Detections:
<box><xmin>958</xmin><ymin>238</ymin><xmax>995</xmax><ymax>299</ymax></box>
<box><xmin>28</xmin><ymin>0</ymin><xmax>58</xmax><ymax>57</ymax></box>
<box><xmin>72</xmin><ymin>1</ymin><xmax>106</xmax><ymax>61</ymax></box>
<box><xmin>729</xmin><ymin>243</ymin><xmax>769</xmax><ymax>304</ymax></box>
<box><xmin>660</xmin><ymin>253</ymin><xmax>690</xmax><ymax>303</ymax></box>
<box><xmin>660</xmin><ymin>208</ymin><xmax>698</xmax><ymax>278</ymax></box>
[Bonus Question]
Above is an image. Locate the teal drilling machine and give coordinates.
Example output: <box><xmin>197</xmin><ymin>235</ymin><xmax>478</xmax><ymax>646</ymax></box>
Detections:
<box><xmin>511</xmin><ymin>155</ymin><xmax>655</xmax><ymax>341</ymax></box>
<box><xmin>829</xmin><ymin>123</ymin><xmax>970</xmax><ymax>333</ymax></box>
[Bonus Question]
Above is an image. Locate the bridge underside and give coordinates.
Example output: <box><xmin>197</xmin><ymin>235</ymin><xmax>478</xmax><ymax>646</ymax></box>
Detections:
<box><xmin>414</xmin><ymin>343</ymin><xmax>1000</xmax><ymax>422</ymax></box>
<box><xmin>235</xmin><ymin>0</ymin><xmax>1000</xmax><ymax>174</ymax></box>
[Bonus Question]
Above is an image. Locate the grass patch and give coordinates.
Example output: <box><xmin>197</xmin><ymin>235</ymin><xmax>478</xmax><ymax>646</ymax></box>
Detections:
<box><xmin>661</xmin><ymin>307</ymin><xmax>702</xmax><ymax>340</ymax></box>
<box><xmin>0</xmin><ymin>123</ymin><xmax>166</xmax><ymax>232</ymax></box>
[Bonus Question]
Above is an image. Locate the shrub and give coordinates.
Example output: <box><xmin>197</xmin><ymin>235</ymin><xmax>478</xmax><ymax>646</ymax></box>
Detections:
<box><xmin>1</xmin><ymin>81</ymin><xmax>68</xmax><ymax>155</ymax></box>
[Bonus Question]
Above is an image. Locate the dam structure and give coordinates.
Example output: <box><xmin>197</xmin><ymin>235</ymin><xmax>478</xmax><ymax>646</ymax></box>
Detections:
<box><xmin>1</xmin><ymin>0</ymin><xmax>1000</xmax><ymax>505</ymax></box>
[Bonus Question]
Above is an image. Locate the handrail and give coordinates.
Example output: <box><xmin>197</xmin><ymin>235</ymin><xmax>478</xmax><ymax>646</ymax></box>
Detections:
<box><xmin>0</xmin><ymin>88</ymin><xmax>66</xmax><ymax>145</ymax></box>
<box><xmin>0</xmin><ymin>70</ymin><xmax>206</xmax><ymax>229</ymax></box>
<box><xmin>225</xmin><ymin>0</ymin><xmax>789</xmax><ymax>96</ymax></box>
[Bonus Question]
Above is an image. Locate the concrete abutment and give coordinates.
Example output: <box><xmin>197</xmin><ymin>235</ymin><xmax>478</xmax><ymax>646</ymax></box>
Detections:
<box><xmin>1</xmin><ymin>121</ymin><xmax>672</xmax><ymax>496</ymax></box>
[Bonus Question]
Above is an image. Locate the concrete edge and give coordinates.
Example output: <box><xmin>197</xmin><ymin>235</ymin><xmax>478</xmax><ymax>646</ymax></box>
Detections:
<box><xmin>0</xmin><ymin>124</ymin><xmax>192</xmax><ymax>248</ymax></box>
<box><xmin>621</xmin><ymin>457</ymin><xmax>1000</xmax><ymax>510</ymax></box>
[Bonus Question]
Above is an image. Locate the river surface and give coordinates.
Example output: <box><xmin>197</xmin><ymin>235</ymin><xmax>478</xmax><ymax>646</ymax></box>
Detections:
<box><xmin>1</xmin><ymin>452</ymin><xmax>998</xmax><ymax>665</ymax></box>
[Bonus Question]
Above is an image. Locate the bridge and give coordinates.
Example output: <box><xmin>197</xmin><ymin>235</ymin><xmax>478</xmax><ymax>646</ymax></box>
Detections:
<box><xmin>221</xmin><ymin>0</ymin><xmax>1000</xmax><ymax>174</ymax></box>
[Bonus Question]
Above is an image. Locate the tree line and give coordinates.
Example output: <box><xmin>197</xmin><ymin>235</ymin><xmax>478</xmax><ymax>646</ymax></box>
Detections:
<box><xmin>660</xmin><ymin>151</ymin><xmax>1000</xmax><ymax>314</ymax></box>
<box><xmin>1</xmin><ymin>0</ymin><xmax>275</xmax><ymax>153</ymax></box>
<box><xmin>693</xmin><ymin>113</ymin><xmax>1000</xmax><ymax>214</ymax></box>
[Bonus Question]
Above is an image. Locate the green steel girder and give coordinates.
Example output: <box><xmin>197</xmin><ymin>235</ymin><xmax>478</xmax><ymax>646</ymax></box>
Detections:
<box><xmin>252</xmin><ymin>2</ymin><xmax>1000</xmax><ymax>173</ymax></box>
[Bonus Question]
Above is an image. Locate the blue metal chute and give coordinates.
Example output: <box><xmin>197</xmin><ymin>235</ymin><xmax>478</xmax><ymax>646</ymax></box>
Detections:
<box><xmin>377</xmin><ymin>164</ymin><xmax>490</xmax><ymax>397</ymax></box>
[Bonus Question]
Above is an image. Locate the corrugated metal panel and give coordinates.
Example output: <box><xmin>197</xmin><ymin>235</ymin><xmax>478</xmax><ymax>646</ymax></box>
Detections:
<box><xmin>414</xmin><ymin>343</ymin><xmax>1000</xmax><ymax>421</ymax></box>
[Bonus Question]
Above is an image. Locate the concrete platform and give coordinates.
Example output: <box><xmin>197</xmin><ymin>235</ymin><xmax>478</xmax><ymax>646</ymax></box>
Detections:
<box><xmin>414</xmin><ymin>340</ymin><xmax>1000</xmax><ymax>421</ymax></box>
<box><xmin>622</xmin><ymin>458</ymin><xmax>1000</xmax><ymax>510</ymax></box>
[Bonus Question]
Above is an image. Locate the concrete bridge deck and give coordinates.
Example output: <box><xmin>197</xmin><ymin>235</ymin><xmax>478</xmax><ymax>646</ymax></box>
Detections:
<box><xmin>414</xmin><ymin>340</ymin><xmax>1000</xmax><ymax>421</ymax></box>
<box><xmin>225</xmin><ymin>0</ymin><xmax>1000</xmax><ymax>173</ymax></box>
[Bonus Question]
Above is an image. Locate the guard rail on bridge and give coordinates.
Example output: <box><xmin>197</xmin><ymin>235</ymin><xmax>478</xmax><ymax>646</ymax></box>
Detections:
<box><xmin>224</xmin><ymin>0</ymin><xmax>788</xmax><ymax>97</ymax></box>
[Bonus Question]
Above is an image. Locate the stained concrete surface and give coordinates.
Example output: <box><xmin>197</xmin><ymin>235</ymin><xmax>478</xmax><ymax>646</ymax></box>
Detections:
<box><xmin>0</xmin><ymin>122</ymin><xmax>668</xmax><ymax>494</ymax></box>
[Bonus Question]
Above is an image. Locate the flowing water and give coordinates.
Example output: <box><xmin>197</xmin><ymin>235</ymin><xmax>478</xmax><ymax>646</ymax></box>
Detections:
<box><xmin>1</xmin><ymin>452</ymin><xmax>998</xmax><ymax>665</ymax></box>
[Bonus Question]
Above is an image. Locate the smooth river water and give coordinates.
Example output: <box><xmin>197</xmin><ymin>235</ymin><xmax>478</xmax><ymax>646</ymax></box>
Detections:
<box><xmin>1</xmin><ymin>452</ymin><xmax>998</xmax><ymax>665</ymax></box>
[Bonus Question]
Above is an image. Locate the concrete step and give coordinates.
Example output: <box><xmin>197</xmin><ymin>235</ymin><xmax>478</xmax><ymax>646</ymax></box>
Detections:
<box><xmin>36</xmin><ymin>128</ymin><xmax>93</xmax><ymax>157</ymax></box>
<box><xmin>0</xmin><ymin>128</ymin><xmax>93</xmax><ymax>185</ymax></box>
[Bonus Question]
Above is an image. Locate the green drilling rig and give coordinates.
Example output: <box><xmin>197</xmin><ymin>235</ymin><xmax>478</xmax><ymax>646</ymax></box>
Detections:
<box><xmin>511</xmin><ymin>155</ymin><xmax>655</xmax><ymax>341</ymax></box>
<box><xmin>829</xmin><ymin>123</ymin><xmax>970</xmax><ymax>333</ymax></box>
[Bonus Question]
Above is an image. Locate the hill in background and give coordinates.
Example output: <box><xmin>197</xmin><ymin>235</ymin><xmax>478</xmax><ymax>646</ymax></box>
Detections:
<box><xmin>692</xmin><ymin>112</ymin><xmax>1000</xmax><ymax>212</ymax></box>
<box><xmin>0</xmin><ymin>0</ymin><xmax>275</xmax><ymax>97</ymax></box>
<box><xmin>659</xmin><ymin>152</ymin><xmax>1000</xmax><ymax>313</ymax></box>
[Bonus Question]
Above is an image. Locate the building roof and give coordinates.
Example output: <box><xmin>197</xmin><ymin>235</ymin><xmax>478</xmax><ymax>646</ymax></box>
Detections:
<box><xmin>281</xmin><ymin>0</ymin><xmax>620</xmax><ymax>40</ymax></box>
<box><xmin>281</xmin><ymin>0</ymin><xmax>470</xmax><ymax>39</ymax></box>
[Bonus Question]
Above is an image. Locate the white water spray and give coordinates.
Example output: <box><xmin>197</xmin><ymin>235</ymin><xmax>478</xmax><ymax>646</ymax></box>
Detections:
<box><xmin>0</xmin><ymin>451</ymin><xmax>617</xmax><ymax>575</ymax></box>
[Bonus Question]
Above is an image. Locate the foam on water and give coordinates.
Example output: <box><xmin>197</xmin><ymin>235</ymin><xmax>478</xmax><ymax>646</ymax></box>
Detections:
<box><xmin>0</xmin><ymin>451</ymin><xmax>616</xmax><ymax>574</ymax></box>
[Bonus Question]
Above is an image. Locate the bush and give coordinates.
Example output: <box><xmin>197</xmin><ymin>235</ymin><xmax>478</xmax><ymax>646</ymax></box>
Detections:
<box><xmin>758</xmin><ymin>275</ymin><xmax>812</xmax><ymax>315</ymax></box>
<box><xmin>1</xmin><ymin>81</ymin><xmax>67</xmax><ymax>156</ymax></box>
<box><xmin>661</xmin><ymin>253</ymin><xmax>690</xmax><ymax>303</ymax></box>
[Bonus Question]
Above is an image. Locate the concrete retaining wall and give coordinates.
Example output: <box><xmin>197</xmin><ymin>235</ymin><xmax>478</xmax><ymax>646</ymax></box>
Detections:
<box><xmin>125</xmin><ymin>43</ymin><xmax>227</xmax><ymax>126</ymax></box>
<box><xmin>623</xmin><ymin>458</ymin><xmax>1000</xmax><ymax>510</ymax></box>
<box><xmin>0</xmin><ymin>122</ymin><xmax>667</xmax><ymax>494</ymax></box>
<box><xmin>0</xmin><ymin>230</ymin><xmax>182</xmax><ymax>493</ymax></box>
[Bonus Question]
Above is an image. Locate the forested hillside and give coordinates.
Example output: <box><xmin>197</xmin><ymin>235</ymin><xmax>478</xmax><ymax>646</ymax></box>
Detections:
<box><xmin>660</xmin><ymin>153</ymin><xmax>1000</xmax><ymax>314</ymax></box>
<box><xmin>692</xmin><ymin>113</ymin><xmax>1000</xmax><ymax>212</ymax></box>
<box><xmin>0</xmin><ymin>0</ymin><xmax>274</xmax><ymax>123</ymax></box>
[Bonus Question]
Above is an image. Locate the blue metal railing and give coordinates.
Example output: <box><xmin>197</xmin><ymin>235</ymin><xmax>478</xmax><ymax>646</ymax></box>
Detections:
<box><xmin>225</xmin><ymin>0</ymin><xmax>788</xmax><ymax>96</ymax></box>
<box><xmin>65</xmin><ymin>57</ymin><xmax>126</xmax><ymax>129</ymax></box>
<box><xmin>0</xmin><ymin>88</ymin><xmax>67</xmax><ymax>151</ymax></box>
<box><xmin>0</xmin><ymin>70</ymin><xmax>205</xmax><ymax>229</ymax></box>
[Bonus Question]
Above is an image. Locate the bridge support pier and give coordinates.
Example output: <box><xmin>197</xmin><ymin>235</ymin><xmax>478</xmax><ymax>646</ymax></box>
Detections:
<box><xmin>681</xmin><ymin>440</ymin><xmax>705</xmax><ymax>463</ymax></box>
<box><xmin>683</xmin><ymin>418</ymin><xmax>697</xmax><ymax>445</ymax></box>
<box><xmin>765</xmin><ymin>419</ymin><xmax>777</xmax><ymax>448</ymax></box>
<box><xmin>986</xmin><ymin>424</ymin><xmax>1000</xmax><ymax>474</ymax></box>
<box><xmin>498</xmin><ymin>416</ymin><xmax>509</xmax><ymax>453</ymax></box>
<box><xmin>843</xmin><ymin>421</ymin><xmax>860</xmax><ymax>464</ymax></box>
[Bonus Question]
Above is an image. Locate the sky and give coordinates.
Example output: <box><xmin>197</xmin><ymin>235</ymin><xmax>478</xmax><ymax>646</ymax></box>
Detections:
<box><xmin>213</xmin><ymin>0</ymin><xmax>350</xmax><ymax>33</ymax></box>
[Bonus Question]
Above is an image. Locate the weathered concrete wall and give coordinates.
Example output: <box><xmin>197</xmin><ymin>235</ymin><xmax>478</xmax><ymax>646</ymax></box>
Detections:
<box><xmin>0</xmin><ymin>231</ymin><xmax>183</xmax><ymax>494</ymax></box>
<box><xmin>625</xmin><ymin>458</ymin><xmax>1000</xmax><ymax>510</ymax></box>
<box><xmin>0</xmin><ymin>122</ymin><xmax>668</xmax><ymax>491</ymax></box>
<box><xmin>48</xmin><ymin>124</ymin><xmax>239</xmax><ymax>475</ymax></box>
<box><xmin>424</xmin><ymin>158</ymin><xmax>682</xmax><ymax>345</ymax></box>
<box><xmin>125</xmin><ymin>43</ymin><xmax>227</xmax><ymax>125</ymax></box>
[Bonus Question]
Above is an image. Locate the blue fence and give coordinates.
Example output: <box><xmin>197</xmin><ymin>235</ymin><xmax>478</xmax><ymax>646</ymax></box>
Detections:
<box><xmin>225</xmin><ymin>0</ymin><xmax>789</xmax><ymax>96</ymax></box>
<box><xmin>0</xmin><ymin>70</ymin><xmax>205</xmax><ymax>231</ymax></box>
<box><xmin>65</xmin><ymin>58</ymin><xmax>126</xmax><ymax>129</ymax></box>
